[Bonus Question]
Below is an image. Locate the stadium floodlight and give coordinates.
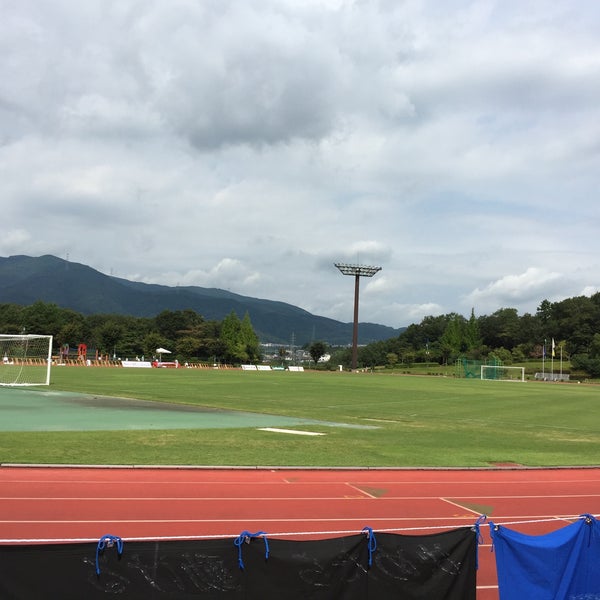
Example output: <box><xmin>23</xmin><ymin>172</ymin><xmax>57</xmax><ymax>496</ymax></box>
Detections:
<box><xmin>334</xmin><ymin>263</ymin><xmax>382</xmax><ymax>371</ymax></box>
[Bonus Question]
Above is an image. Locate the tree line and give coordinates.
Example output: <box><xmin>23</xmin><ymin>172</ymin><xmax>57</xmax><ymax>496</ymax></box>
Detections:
<box><xmin>2</xmin><ymin>293</ymin><xmax>600</xmax><ymax>376</ymax></box>
<box><xmin>0</xmin><ymin>302</ymin><xmax>261</xmax><ymax>365</ymax></box>
<box><xmin>323</xmin><ymin>293</ymin><xmax>600</xmax><ymax>377</ymax></box>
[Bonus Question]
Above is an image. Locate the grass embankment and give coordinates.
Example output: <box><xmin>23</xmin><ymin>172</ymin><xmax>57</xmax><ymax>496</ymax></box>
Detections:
<box><xmin>1</xmin><ymin>367</ymin><xmax>598</xmax><ymax>467</ymax></box>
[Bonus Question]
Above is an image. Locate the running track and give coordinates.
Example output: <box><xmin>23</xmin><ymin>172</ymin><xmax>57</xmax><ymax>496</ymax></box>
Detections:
<box><xmin>1</xmin><ymin>466</ymin><xmax>599</xmax><ymax>599</ymax></box>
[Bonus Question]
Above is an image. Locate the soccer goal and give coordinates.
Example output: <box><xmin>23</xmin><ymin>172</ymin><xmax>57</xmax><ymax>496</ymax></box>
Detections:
<box><xmin>480</xmin><ymin>364</ymin><xmax>525</xmax><ymax>382</ymax></box>
<box><xmin>0</xmin><ymin>334</ymin><xmax>53</xmax><ymax>386</ymax></box>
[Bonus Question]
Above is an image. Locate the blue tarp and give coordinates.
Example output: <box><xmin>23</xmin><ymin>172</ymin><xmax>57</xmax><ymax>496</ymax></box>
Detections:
<box><xmin>490</xmin><ymin>515</ymin><xmax>600</xmax><ymax>600</ymax></box>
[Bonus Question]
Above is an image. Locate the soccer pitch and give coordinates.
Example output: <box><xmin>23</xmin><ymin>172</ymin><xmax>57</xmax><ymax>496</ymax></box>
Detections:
<box><xmin>1</xmin><ymin>367</ymin><xmax>599</xmax><ymax>467</ymax></box>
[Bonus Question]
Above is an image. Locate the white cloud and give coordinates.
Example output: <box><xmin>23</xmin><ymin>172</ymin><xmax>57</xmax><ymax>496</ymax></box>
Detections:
<box><xmin>1</xmin><ymin>229</ymin><xmax>31</xmax><ymax>251</ymax></box>
<box><xmin>371</xmin><ymin>302</ymin><xmax>445</xmax><ymax>327</ymax></box>
<box><xmin>464</xmin><ymin>268</ymin><xmax>566</xmax><ymax>314</ymax></box>
<box><xmin>580</xmin><ymin>286</ymin><xmax>600</xmax><ymax>298</ymax></box>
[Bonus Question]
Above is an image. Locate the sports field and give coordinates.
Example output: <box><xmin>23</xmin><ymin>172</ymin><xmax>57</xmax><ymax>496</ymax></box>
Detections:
<box><xmin>2</xmin><ymin>367</ymin><xmax>600</xmax><ymax>598</ymax></box>
<box><xmin>0</xmin><ymin>367</ymin><xmax>598</xmax><ymax>467</ymax></box>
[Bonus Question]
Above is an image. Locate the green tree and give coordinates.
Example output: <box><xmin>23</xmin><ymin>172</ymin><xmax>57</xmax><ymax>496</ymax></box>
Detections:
<box><xmin>537</xmin><ymin>299</ymin><xmax>552</xmax><ymax>326</ymax></box>
<box><xmin>401</xmin><ymin>349</ymin><xmax>416</xmax><ymax>367</ymax></box>
<box><xmin>571</xmin><ymin>353</ymin><xmax>600</xmax><ymax>377</ymax></box>
<box><xmin>361</xmin><ymin>340</ymin><xmax>389</xmax><ymax>368</ymax></box>
<box><xmin>21</xmin><ymin>301</ymin><xmax>65</xmax><ymax>335</ymax></box>
<box><xmin>220</xmin><ymin>311</ymin><xmax>247</xmax><ymax>363</ymax></box>
<box><xmin>440</xmin><ymin>313</ymin><xmax>466</xmax><ymax>357</ymax></box>
<box><xmin>143</xmin><ymin>332</ymin><xmax>171</xmax><ymax>360</ymax></box>
<box><xmin>0</xmin><ymin>303</ymin><xmax>24</xmax><ymax>334</ymax></box>
<box><xmin>511</xmin><ymin>345</ymin><xmax>527</xmax><ymax>362</ymax></box>
<box><xmin>97</xmin><ymin>320</ymin><xmax>124</xmax><ymax>357</ymax></box>
<box><xmin>175</xmin><ymin>336</ymin><xmax>201</xmax><ymax>360</ymax></box>
<box><xmin>116</xmin><ymin>317</ymin><xmax>154</xmax><ymax>357</ymax></box>
<box><xmin>155</xmin><ymin>309</ymin><xmax>202</xmax><ymax>340</ymax></box>
<box><xmin>308</xmin><ymin>341</ymin><xmax>328</xmax><ymax>366</ymax></box>
<box><xmin>55</xmin><ymin>318</ymin><xmax>85</xmax><ymax>349</ymax></box>
<box><xmin>489</xmin><ymin>347</ymin><xmax>513</xmax><ymax>365</ymax></box>
<box><xmin>464</xmin><ymin>308</ymin><xmax>482</xmax><ymax>352</ymax></box>
<box><xmin>479</xmin><ymin>308</ymin><xmax>521</xmax><ymax>349</ymax></box>
<box><xmin>402</xmin><ymin>315</ymin><xmax>450</xmax><ymax>351</ymax></box>
<box><xmin>329</xmin><ymin>346</ymin><xmax>351</xmax><ymax>369</ymax></box>
<box><xmin>386</xmin><ymin>352</ymin><xmax>399</xmax><ymax>367</ymax></box>
<box><xmin>240</xmin><ymin>312</ymin><xmax>260</xmax><ymax>362</ymax></box>
<box><xmin>549</xmin><ymin>296</ymin><xmax>599</xmax><ymax>354</ymax></box>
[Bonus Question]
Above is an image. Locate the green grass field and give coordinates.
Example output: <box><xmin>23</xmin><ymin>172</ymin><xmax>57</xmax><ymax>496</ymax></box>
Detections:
<box><xmin>1</xmin><ymin>367</ymin><xmax>599</xmax><ymax>467</ymax></box>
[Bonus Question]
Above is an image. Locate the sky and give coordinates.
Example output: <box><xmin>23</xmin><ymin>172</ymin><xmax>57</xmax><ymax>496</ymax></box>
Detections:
<box><xmin>2</xmin><ymin>0</ymin><xmax>600</xmax><ymax>329</ymax></box>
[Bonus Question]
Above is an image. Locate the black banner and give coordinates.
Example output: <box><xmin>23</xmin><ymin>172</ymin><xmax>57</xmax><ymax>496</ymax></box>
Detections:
<box><xmin>0</xmin><ymin>528</ymin><xmax>476</xmax><ymax>599</ymax></box>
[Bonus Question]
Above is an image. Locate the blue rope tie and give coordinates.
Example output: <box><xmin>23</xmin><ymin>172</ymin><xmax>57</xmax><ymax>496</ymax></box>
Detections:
<box><xmin>95</xmin><ymin>534</ymin><xmax>123</xmax><ymax>576</ymax></box>
<box><xmin>234</xmin><ymin>530</ymin><xmax>269</xmax><ymax>570</ymax></box>
<box><xmin>472</xmin><ymin>514</ymin><xmax>487</xmax><ymax>569</ymax></box>
<box><xmin>580</xmin><ymin>514</ymin><xmax>596</xmax><ymax>547</ymax></box>
<box><xmin>362</xmin><ymin>526</ymin><xmax>377</xmax><ymax>567</ymax></box>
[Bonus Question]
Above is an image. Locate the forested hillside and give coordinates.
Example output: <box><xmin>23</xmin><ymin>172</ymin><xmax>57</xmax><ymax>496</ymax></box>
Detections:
<box><xmin>0</xmin><ymin>255</ymin><xmax>400</xmax><ymax>345</ymax></box>
<box><xmin>349</xmin><ymin>296</ymin><xmax>600</xmax><ymax>377</ymax></box>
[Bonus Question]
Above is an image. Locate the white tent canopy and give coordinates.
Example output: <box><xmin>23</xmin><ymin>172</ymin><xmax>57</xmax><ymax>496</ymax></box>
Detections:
<box><xmin>156</xmin><ymin>347</ymin><xmax>171</xmax><ymax>362</ymax></box>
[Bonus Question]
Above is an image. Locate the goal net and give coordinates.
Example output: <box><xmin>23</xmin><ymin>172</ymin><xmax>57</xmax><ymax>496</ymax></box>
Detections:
<box><xmin>480</xmin><ymin>364</ymin><xmax>525</xmax><ymax>382</ymax></box>
<box><xmin>0</xmin><ymin>334</ymin><xmax>53</xmax><ymax>386</ymax></box>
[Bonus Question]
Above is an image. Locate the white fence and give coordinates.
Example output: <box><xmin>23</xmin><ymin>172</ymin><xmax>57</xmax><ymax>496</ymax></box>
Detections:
<box><xmin>241</xmin><ymin>365</ymin><xmax>305</xmax><ymax>372</ymax></box>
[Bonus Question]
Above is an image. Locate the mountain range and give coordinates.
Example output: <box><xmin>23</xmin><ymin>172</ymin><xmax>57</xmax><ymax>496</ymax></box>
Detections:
<box><xmin>0</xmin><ymin>255</ymin><xmax>403</xmax><ymax>345</ymax></box>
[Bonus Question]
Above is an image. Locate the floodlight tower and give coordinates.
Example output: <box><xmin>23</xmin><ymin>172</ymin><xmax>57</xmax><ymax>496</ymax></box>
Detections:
<box><xmin>335</xmin><ymin>263</ymin><xmax>382</xmax><ymax>371</ymax></box>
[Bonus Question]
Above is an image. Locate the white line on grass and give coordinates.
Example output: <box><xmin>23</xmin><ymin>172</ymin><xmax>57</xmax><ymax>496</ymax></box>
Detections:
<box><xmin>257</xmin><ymin>428</ymin><xmax>325</xmax><ymax>436</ymax></box>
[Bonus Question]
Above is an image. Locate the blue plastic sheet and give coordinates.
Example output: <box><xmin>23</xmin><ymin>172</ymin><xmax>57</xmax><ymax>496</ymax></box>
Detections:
<box><xmin>490</xmin><ymin>515</ymin><xmax>600</xmax><ymax>600</ymax></box>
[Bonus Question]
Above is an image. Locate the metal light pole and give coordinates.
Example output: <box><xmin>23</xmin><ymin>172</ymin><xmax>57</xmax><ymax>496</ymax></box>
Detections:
<box><xmin>334</xmin><ymin>263</ymin><xmax>382</xmax><ymax>371</ymax></box>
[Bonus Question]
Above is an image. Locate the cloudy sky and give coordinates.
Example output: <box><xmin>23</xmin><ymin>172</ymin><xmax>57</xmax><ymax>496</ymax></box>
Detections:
<box><xmin>2</xmin><ymin>0</ymin><xmax>599</xmax><ymax>328</ymax></box>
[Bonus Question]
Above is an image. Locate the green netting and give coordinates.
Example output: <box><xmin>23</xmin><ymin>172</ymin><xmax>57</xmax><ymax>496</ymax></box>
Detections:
<box><xmin>456</xmin><ymin>357</ymin><xmax>502</xmax><ymax>379</ymax></box>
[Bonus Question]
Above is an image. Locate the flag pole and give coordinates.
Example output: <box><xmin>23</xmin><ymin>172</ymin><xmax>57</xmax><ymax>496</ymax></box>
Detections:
<box><xmin>560</xmin><ymin>344</ymin><xmax>563</xmax><ymax>379</ymax></box>
<box><xmin>542</xmin><ymin>339</ymin><xmax>546</xmax><ymax>378</ymax></box>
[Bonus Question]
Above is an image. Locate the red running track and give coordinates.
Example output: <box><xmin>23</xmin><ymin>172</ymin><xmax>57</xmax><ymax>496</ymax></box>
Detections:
<box><xmin>1</xmin><ymin>466</ymin><xmax>599</xmax><ymax>599</ymax></box>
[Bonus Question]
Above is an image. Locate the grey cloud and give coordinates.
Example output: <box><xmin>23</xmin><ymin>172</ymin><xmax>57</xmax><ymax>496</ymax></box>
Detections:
<box><xmin>2</xmin><ymin>1</ymin><xmax>600</xmax><ymax>328</ymax></box>
<box><xmin>125</xmin><ymin>3</ymin><xmax>346</xmax><ymax>149</ymax></box>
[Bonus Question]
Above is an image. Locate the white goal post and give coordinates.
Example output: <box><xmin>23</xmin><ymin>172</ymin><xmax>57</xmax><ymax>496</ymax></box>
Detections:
<box><xmin>0</xmin><ymin>334</ymin><xmax>53</xmax><ymax>386</ymax></box>
<box><xmin>480</xmin><ymin>364</ymin><xmax>525</xmax><ymax>382</ymax></box>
